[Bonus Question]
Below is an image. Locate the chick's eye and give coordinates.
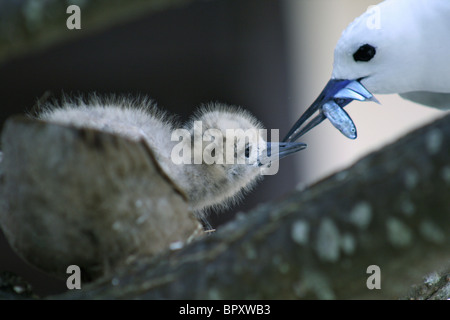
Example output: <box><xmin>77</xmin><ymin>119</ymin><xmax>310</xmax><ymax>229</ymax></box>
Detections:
<box><xmin>353</xmin><ymin>44</ymin><xmax>376</xmax><ymax>62</ymax></box>
<box><xmin>245</xmin><ymin>145</ymin><xmax>251</xmax><ymax>158</ymax></box>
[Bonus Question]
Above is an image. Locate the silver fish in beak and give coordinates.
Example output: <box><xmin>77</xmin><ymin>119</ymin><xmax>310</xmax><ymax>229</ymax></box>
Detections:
<box><xmin>283</xmin><ymin>79</ymin><xmax>379</xmax><ymax>142</ymax></box>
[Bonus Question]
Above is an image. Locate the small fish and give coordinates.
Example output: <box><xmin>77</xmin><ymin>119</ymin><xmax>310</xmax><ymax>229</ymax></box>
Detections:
<box><xmin>322</xmin><ymin>101</ymin><xmax>357</xmax><ymax>139</ymax></box>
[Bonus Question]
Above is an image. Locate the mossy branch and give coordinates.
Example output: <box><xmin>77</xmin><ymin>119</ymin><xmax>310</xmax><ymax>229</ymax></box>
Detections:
<box><xmin>49</xmin><ymin>113</ymin><xmax>450</xmax><ymax>300</ymax></box>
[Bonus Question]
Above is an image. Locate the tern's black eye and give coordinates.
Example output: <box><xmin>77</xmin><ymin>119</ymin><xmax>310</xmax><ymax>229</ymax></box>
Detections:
<box><xmin>353</xmin><ymin>44</ymin><xmax>376</xmax><ymax>62</ymax></box>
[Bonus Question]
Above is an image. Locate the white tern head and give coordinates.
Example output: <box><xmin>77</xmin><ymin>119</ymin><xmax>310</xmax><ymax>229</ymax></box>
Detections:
<box><xmin>284</xmin><ymin>0</ymin><xmax>450</xmax><ymax>141</ymax></box>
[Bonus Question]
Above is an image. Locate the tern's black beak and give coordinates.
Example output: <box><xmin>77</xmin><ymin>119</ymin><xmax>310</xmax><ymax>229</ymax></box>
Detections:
<box><xmin>257</xmin><ymin>142</ymin><xmax>307</xmax><ymax>167</ymax></box>
<box><xmin>283</xmin><ymin>79</ymin><xmax>379</xmax><ymax>142</ymax></box>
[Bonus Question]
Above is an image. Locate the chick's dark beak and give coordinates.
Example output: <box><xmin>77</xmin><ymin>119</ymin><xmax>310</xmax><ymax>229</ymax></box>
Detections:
<box><xmin>257</xmin><ymin>142</ymin><xmax>307</xmax><ymax>167</ymax></box>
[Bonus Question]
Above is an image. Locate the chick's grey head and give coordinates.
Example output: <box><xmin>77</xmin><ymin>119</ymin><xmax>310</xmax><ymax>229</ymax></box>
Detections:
<box><xmin>179</xmin><ymin>104</ymin><xmax>267</xmax><ymax>213</ymax></box>
<box><xmin>175</xmin><ymin>103</ymin><xmax>306</xmax><ymax>216</ymax></box>
<box><xmin>194</xmin><ymin>104</ymin><xmax>265</xmax><ymax>165</ymax></box>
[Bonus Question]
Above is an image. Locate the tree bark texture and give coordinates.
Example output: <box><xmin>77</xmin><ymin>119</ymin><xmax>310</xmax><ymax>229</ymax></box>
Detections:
<box><xmin>49</xmin><ymin>113</ymin><xmax>450</xmax><ymax>300</ymax></box>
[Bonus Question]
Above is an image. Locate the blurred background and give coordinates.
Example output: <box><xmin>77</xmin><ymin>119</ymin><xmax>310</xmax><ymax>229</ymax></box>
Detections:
<box><xmin>0</xmin><ymin>0</ymin><xmax>446</xmax><ymax>296</ymax></box>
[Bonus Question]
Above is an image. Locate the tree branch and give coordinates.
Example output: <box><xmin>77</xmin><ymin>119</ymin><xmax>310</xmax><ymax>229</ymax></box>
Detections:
<box><xmin>50</xmin><ymin>113</ymin><xmax>450</xmax><ymax>300</ymax></box>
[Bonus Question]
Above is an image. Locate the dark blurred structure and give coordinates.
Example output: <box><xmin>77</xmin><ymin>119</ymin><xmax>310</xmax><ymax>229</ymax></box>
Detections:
<box><xmin>0</xmin><ymin>0</ymin><xmax>300</xmax><ymax>296</ymax></box>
